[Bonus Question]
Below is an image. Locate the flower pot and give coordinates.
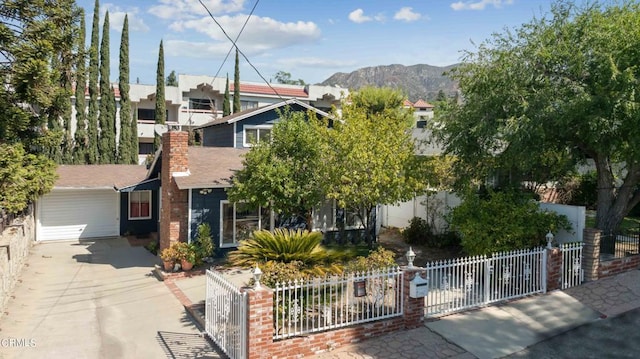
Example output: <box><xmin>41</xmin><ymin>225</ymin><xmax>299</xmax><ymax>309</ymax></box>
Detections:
<box><xmin>181</xmin><ymin>259</ymin><xmax>194</xmax><ymax>271</ymax></box>
<box><xmin>163</xmin><ymin>261</ymin><xmax>174</xmax><ymax>272</ymax></box>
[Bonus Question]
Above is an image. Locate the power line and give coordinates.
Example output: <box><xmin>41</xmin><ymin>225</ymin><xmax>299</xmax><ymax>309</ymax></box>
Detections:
<box><xmin>198</xmin><ymin>0</ymin><xmax>287</xmax><ymax>103</ymax></box>
<box><xmin>212</xmin><ymin>0</ymin><xmax>259</xmax><ymax>79</ymax></box>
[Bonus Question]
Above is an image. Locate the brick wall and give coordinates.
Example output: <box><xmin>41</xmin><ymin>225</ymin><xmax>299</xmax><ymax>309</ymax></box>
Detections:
<box><xmin>0</xmin><ymin>211</ymin><xmax>34</xmax><ymax>318</ymax></box>
<box><xmin>245</xmin><ymin>268</ymin><xmax>425</xmax><ymax>359</ymax></box>
<box><xmin>598</xmin><ymin>255</ymin><xmax>640</xmax><ymax>279</ymax></box>
<box><xmin>546</xmin><ymin>247</ymin><xmax>562</xmax><ymax>291</ymax></box>
<box><xmin>160</xmin><ymin>131</ymin><xmax>190</xmax><ymax>252</ymax></box>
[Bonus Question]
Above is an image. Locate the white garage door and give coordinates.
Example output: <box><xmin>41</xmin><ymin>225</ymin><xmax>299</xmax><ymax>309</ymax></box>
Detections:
<box><xmin>38</xmin><ymin>189</ymin><xmax>119</xmax><ymax>241</ymax></box>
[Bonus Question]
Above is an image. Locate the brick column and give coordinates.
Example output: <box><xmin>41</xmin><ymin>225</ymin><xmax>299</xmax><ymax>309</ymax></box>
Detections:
<box><xmin>583</xmin><ymin>228</ymin><xmax>601</xmax><ymax>282</ymax></box>
<box><xmin>246</xmin><ymin>287</ymin><xmax>274</xmax><ymax>359</ymax></box>
<box><xmin>546</xmin><ymin>247</ymin><xmax>562</xmax><ymax>291</ymax></box>
<box><xmin>159</xmin><ymin>131</ymin><xmax>190</xmax><ymax>252</ymax></box>
<box><xmin>402</xmin><ymin>268</ymin><xmax>426</xmax><ymax>329</ymax></box>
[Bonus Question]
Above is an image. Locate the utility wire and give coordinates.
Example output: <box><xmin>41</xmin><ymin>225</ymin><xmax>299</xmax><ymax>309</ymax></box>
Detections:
<box><xmin>198</xmin><ymin>0</ymin><xmax>287</xmax><ymax>103</ymax></box>
<box><xmin>212</xmin><ymin>0</ymin><xmax>259</xmax><ymax>79</ymax></box>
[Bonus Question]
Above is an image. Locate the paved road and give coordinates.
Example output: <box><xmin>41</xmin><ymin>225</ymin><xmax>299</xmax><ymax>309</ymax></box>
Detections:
<box><xmin>0</xmin><ymin>238</ymin><xmax>221</xmax><ymax>359</ymax></box>
<box><xmin>506</xmin><ymin>306</ymin><xmax>640</xmax><ymax>358</ymax></box>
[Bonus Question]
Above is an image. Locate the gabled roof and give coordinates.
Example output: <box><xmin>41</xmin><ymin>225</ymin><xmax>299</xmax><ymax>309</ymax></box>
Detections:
<box><xmin>195</xmin><ymin>98</ymin><xmax>332</xmax><ymax>129</ymax></box>
<box><xmin>403</xmin><ymin>99</ymin><xmax>413</xmax><ymax>107</ymax></box>
<box><xmin>230</xmin><ymin>83</ymin><xmax>307</xmax><ymax>98</ymax></box>
<box><xmin>412</xmin><ymin>99</ymin><xmax>434</xmax><ymax>108</ymax></box>
<box><xmin>173</xmin><ymin>147</ymin><xmax>248</xmax><ymax>189</ymax></box>
<box><xmin>54</xmin><ymin>165</ymin><xmax>148</xmax><ymax>190</ymax></box>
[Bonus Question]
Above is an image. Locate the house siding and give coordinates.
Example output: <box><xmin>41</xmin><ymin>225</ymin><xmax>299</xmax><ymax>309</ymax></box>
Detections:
<box><xmin>202</xmin><ymin>124</ymin><xmax>234</xmax><ymax>147</ymax></box>
<box><xmin>119</xmin><ymin>188</ymin><xmax>160</xmax><ymax>236</ymax></box>
<box><xmin>190</xmin><ymin>188</ymin><xmax>227</xmax><ymax>246</ymax></box>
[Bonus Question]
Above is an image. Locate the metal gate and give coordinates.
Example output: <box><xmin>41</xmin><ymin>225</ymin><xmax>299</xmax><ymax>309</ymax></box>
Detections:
<box><xmin>424</xmin><ymin>247</ymin><xmax>547</xmax><ymax>317</ymax></box>
<box><xmin>205</xmin><ymin>270</ymin><xmax>248</xmax><ymax>359</ymax></box>
<box><xmin>560</xmin><ymin>242</ymin><xmax>583</xmax><ymax>289</ymax></box>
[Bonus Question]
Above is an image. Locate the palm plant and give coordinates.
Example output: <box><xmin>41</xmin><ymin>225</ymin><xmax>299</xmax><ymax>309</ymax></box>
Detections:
<box><xmin>228</xmin><ymin>228</ymin><xmax>348</xmax><ymax>275</ymax></box>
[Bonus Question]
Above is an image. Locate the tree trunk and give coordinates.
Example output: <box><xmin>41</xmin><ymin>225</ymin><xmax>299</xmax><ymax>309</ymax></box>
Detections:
<box><xmin>594</xmin><ymin>156</ymin><xmax>640</xmax><ymax>234</ymax></box>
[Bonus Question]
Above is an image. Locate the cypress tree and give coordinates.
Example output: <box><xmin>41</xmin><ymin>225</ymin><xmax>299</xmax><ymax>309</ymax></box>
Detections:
<box><xmin>98</xmin><ymin>11</ymin><xmax>115</xmax><ymax>163</ymax></box>
<box><xmin>87</xmin><ymin>0</ymin><xmax>100</xmax><ymax>164</ymax></box>
<box><xmin>154</xmin><ymin>40</ymin><xmax>166</xmax><ymax>151</ymax></box>
<box><xmin>73</xmin><ymin>10</ymin><xmax>88</xmax><ymax>164</ymax></box>
<box><xmin>223</xmin><ymin>74</ymin><xmax>230</xmax><ymax>116</ymax></box>
<box><xmin>166</xmin><ymin>70</ymin><xmax>178</xmax><ymax>86</ymax></box>
<box><xmin>233</xmin><ymin>47</ymin><xmax>241</xmax><ymax>113</ymax></box>
<box><xmin>117</xmin><ymin>14</ymin><xmax>131</xmax><ymax>164</ymax></box>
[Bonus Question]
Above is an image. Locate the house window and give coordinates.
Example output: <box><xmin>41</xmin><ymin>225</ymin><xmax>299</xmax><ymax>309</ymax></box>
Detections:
<box><xmin>240</xmin><ymin>100</ymin><xmax>258</xmax><ymax>111</ymax></box>
<box><xmin>220</xmin><ymin>201</ymin><xmax>270</xmax><ymax>247</ymax></box>
<box><xmin>137</xmin><ymin>108</ymin><xmax>169</xmax><ymax>121</ymax></box>
<box><xmin>416</xmin><ymin>120</ymin><xmax>427</xmax><ymax>129</ymax></box>
<box><xmin>129</xmin><ymin>191</ymin><xmax>151</xmax><ymax>220</ymax></box>
<box><xmin>243</xmin><ymin>125</ymin><xmax>272</xmax><ymax>147</ymax></box>
<box><xmin>312</xmin><ymin>200</ymin><xmax>364</xmax><ymax>230</ymax></box>
<box><xmin>189</xmin><ymin>98</ymin><xmax>214</xmax><ymax>111</ymax></box>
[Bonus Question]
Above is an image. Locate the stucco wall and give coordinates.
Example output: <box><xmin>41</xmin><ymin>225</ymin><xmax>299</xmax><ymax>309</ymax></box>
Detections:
<box><xmin>0</xmin><ymin>211</ymin><xmax>34</xmax><ymax>317</ymax></box>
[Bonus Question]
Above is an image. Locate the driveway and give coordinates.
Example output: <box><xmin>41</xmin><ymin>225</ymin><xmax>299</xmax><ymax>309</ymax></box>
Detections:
<box><xmin>0</xmin><ymin>238</ymin><xmax>221</xmax><ymax>359</ymax></box>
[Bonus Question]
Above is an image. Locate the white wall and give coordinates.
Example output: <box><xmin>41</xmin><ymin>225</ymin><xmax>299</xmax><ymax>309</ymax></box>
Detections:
<box><xmin>539</xmin><ymin>203</ymin><xmax>585</xmax><ymax>243</ymax></box>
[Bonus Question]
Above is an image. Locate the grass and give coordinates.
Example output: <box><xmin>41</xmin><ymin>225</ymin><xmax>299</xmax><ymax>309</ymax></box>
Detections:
<box><xmin>585</xmin><ymin>210</ymin><xmax>640</xmax><ymax>232</ymax></box>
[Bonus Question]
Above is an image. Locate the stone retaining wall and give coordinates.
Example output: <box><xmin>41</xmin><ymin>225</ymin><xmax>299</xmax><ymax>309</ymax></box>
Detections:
<box><xmin>0</xmin><ymin>212</ymin><xmax>34</xmax><ymax>316</ymax></box>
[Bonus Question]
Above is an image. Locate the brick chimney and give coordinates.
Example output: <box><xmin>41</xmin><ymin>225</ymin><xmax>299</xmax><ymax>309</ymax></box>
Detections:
<box><xmin>159</xmin><ymin>131</ymin><xmax>190</xmax><ymax>253</ymax></box>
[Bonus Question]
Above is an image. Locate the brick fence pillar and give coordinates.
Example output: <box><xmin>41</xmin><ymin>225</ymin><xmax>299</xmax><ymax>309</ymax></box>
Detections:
<box><xmin>246</xmin><ymin>287</ymin><xmax>274</xmax><ymax>359</ymax></box>
<box><xmin>546</xmin><ymin>247</ymin><xmax>562</xmax><ymax>291</ymax></box>
<box><xmin>402</xmin><ymin>268</ymin><xmax>426</xmax><ymax>329</ymax></box>
<box><xmin>583</xmin><ymin>228</ymin><xmax>601</xmax><ymax>282</ymax></box>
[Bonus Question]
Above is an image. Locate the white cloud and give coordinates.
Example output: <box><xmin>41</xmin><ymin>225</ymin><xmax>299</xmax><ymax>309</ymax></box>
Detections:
<box><xmin>348</xmin><ymin>9</ymin><xmax>372</xmax><ymax>23</ymax></box>
<box><xmin>104</xmin><ymin>5</ymin><xmax>150</xmax><ymax>32</ymax></box>
<box><xmin>169</xmin><ymin>15</ymin><xmax>321</xmax><ymax>52</ymax></box>
<box><xmin>450</xmin><ymin>0</ymin><xmax>514</xmax><ymax>11</ymax></box>
<box><xmin>149</xmin><ymin>0</ymin><xmax>245</xmax><ymax>20</ymax></box>
<box><xmin>394</xmin><ymin>7</ymin><xmax>421</xmax><ymax>22</ymax></box>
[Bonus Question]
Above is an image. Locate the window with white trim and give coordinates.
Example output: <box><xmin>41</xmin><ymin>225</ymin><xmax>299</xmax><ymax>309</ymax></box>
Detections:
<box><xmin>129</xmin><ymin>190</ymin><xmax>151</xmax><ymax>220</ymax></box>
<box><xmin>220</xmin><ymin>201</ymin><xmax>271</xmax><ymax>247</ymax></box>
<box><xmin>243</xmin><ymin>125</ymin><xmax>272</xmax><ymax>147</ymax></box>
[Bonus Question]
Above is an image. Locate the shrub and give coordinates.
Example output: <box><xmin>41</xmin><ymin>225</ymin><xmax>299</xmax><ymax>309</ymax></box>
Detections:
<box><xmin>401</xmin><ymin>217</ymin><xmax>433</xmax><ymax>245</ymax></box>
<box><xmin>194</xmin><ymin>223</ymin><xmax>214</xmax><ymax>262</ymax></box>
<box><xmin>256</xmin><ymin>260</ymin><xmax>311</xmax><ymax>288</ymax></box>
<box><xmin>449</xmin><ymin>190</ymin><xmax>572</xmax><ymax>256</ymax></box>
<box><xmin>228</xmin><ymin>228</ymin><xmax>345</xmax><ymax>276</ymax></box>
<box><xmin>344</xmin><ymin>247</ymin><xmax>397</xmax><ymax>273</ymax></box>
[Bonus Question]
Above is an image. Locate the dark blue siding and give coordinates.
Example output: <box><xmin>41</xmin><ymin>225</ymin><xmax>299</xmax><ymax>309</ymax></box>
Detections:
<box><xmin>202</xmin><ymin>124</ymin><xmax>234</xmax><ymax>147</ymax></box>
<box><xmin>233</xmin><ymin>104</ymin><xmax>309</xmax><ymax>148</ymax></box>
<box><xmin>190</xmin><ymin>188</ymin><xmax>227</xmax><ymax>248</ymax></box>
<box><xmin>119</xmin><ymin>189</ymin><xmax>160</xmax><ymax>236</ymax></box>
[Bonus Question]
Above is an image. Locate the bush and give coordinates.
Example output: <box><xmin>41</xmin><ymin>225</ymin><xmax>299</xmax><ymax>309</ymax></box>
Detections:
<box><xmin>344</xmin><ymin>247</ymin><xmax>397</xmax><ymax>273</ymax></box>
<box><xmin>402</xmin><ymin>217</ymin><xmax>433</xmax><ymax>245</ymax></box>
<box><xmin>194</xmin><ymin>223</ymin><xmax>214</xmax><ymax>262</ymax></box>
<box><xmin>256</xmin><ymin>260</ymin><xmax>311</xmax><ymax>288</ymax></box>
<box><xmin>449</xmin><ymin>190</ymin><xmax>572</xmax><ymax>256</ymax></box>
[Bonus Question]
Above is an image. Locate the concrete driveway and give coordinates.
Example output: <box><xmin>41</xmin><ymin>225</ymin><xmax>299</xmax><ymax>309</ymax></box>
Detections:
<box><xmin>0</xmin><ymin>238</ymin><xmax>221</xmax><ymax>359</ymax></box>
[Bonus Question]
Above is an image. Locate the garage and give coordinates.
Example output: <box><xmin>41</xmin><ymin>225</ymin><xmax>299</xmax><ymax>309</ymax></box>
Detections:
<box><xmin>37</xmin><ymin>189</ymin><xmax>119</xmax><ymax>241</ymax></box>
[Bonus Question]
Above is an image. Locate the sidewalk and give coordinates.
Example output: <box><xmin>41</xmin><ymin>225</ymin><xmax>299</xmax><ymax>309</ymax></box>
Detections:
<box><xmin>167</xmin><ymin>269</ymin><xmax>640</xmax><ymax>359</ymax></box>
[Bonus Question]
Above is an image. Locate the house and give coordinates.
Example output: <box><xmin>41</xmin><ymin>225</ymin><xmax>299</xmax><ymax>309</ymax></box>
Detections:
<box><xmin>71</xmin><ymin>74</ymin><xmax>347</xmax><ymax>163</ymax></box>
<box><xmin>37</xmin><ymin>99</ymin><xmax>368</xmax><ymax>253</ymax></box>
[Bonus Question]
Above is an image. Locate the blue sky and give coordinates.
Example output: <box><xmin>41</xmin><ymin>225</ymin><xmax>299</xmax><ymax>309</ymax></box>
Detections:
<box><xmin>75</xmin><ymin>0</ymin><xmax>562</xmax><ymax>86</ymax></box>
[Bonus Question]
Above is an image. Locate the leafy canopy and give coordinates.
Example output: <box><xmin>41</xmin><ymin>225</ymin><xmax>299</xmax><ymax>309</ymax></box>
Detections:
<box><xmin>434</xmin><ymin>0</ymin><xmax>640</xmax><ymax>233</ymax></box>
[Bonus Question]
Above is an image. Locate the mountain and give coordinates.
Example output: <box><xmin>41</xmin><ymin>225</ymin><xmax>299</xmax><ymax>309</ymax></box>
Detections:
<box><xmin>319</xmin><ymin>64</ymin><xmax>458</xmax><ymax>103</ymax></box>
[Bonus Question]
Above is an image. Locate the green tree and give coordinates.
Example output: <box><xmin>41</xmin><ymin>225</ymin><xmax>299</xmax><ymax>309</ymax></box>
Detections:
<box><xmin>223</xmin><ymin>74</ymin><xmax>231</xmax><ymax>116</ymax></box>
<box><xmin>0</xmin><ymin>0</ymin><xmax>77</xmax><ymax>211</ymax></box>
<box><xmin>322</xmin><ymin>87</ymin><xmax>424</xmax><ymax>246</ymax></box>
<box><xmin>274</xmin><ymin>71</ymin><xmax>306</xmax><ymax>86</ymax></box>
<box><xmin>166</xmin><ymin>70</ymin><xmax>178</xmax><ymax>86</ymax></box>
<box><xmin>73</xmin><ymin>9</ymin><xmax>88</xmax><ymax>164</ymax></box>
<box><xmin>86</xmin><ymin>0</ymin><xmax>100</xmax><ymax>164</ymax></box>
<box><xmin>434</xmin><ymin>0</ymin><xmax>640</xmax><ymax>234</ymax></box>
<box><xmin>98</xmin><ymin>11</ymin><xmax>115</xmax><ymax>163</ymax></box>
<box><xmin>227</xmin><ymin>109</ymin><xmax>326</xmax><ymax>223</ymax></box>
<box><xmin>233</xmin><ymin>47</ymin><xmax>241</xmax><ymax>113</ymax></box>
<box><xmin>117</xmin><ymin>14</ymin><xmax>132</xmax><ymax>164</ymax></box>
<box><xmin>154</xmin><ymin>40</ymin><xmax>166</xmax><ymax>151</ymax></box>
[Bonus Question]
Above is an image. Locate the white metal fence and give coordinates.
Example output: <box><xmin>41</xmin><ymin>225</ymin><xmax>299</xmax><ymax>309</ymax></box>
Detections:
<box><xmin>424</xmin><ymin>247</ymin><xmax>547</xmax><ymax>317</ymax></box>
<box><xmin>273</xmin><ymin>267</ymin><xmax>404</xmax><ymax>340</ymax></box>
<box><xmin>205</xmin><ymin>270</ymin><xmax>248</xmax><ymax>359</ymax></box>
<box><xmin>561</xmin><ymin>242</ymin><xmax>583</xmax><ymax>289</ymax></box>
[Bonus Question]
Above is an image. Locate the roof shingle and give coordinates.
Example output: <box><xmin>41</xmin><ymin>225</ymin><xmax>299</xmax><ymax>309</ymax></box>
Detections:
<box><xmin>54</xmin><ymin>165</ymin><xmax>148</xmax><ymax>189</ymax></box>
<box><xmin>173</xmin><ymin>147</ymin><xmax>248</xmax><ymax>189</ymax></box>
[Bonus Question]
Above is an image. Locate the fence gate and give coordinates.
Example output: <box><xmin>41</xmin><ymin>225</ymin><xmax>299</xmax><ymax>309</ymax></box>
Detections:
<box><xmin>560</xmin><ymin>242</ymin><xmax>583</xmax><ymax>289</ymax></box>
<box><xmin>424</xmin><ymin>247</ymin><xmax>547</xmax><ymax>317</ymax></box>
<box><xmin>205</xmin><ymin>270</ymin><xmax>248</xmax><ymax>359</ymax></box>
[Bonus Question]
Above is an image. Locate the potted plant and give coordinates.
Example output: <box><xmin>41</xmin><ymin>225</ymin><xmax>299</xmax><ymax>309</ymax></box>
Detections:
<box><xmin>175</xmin><ymin>242</ymin><xmax>198</xmax><ymax>271</ymax></box>
<box><xmin>160</xmin><ymin>244</ymin><xmax>178</xmax><ymax>271</ymax></box>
